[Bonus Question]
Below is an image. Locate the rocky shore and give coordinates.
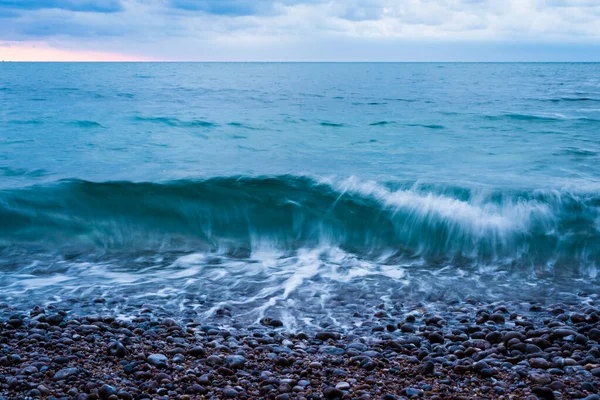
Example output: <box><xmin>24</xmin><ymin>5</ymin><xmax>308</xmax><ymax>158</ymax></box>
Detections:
<box><xmin>1</xmin><ymin>300</ymin><xmax>600</xmax><ymax>400</ymax></box>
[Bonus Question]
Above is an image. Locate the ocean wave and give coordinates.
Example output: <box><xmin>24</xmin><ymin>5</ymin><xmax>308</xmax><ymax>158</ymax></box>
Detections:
<box><xmin>405</xmin><ymin>123</ymin><xmax>445</xmax><ymax>129</ymax></box>
<box><xmin>227</xmin><ymin>122</ymin><xmax>260</xmax><ymax>130</ymax></box>
<box><xmin>540</xmin><ymin>97</ymin><xmax>600</xmax><ymax>103</ymax></box>
<box><xmin>352</xmin><ymin>102</ymin><xmax>388</xmax><ymax>106</ymax></box>
<box><xmin>556</xmin><ymin>147</ymin><xmax>598</xmax><ymax>157</ymax></box>
<box><xmin>134</xmin><ymin>116</ymin><xmax>217</xmax><ymax>128</ymax></box>
<box><xmin>369</xmin><ymin>121</ymin><xmax>395</xmax><ymax>126</ymax></box>
<box><xmin>484</xmin><ymin>113</ymin><xmax>562</xmax><ymax>122</ymax></box>
<box><xmin>0</xmin><ymin>167</ymin><xmax>49</xmax><ymax>178</ymax></box>
<box><xmin>9</xmin><ymin>119</ymin><xmax>45</xmax><ymax>125</ymax></box>
<box><xmin>0</xmin><ymin>176</ymin><xmax>598</xmax><ymax>270</ymax></box>
<box><xmin>484</xmin><ymin>113</ymin><xmax>600</xmax><ymax>123</ymax></box>
<box><xmin>68</xmin><ymin>120</ymin><xmax>104</xmax><ymax>128</ymax></box>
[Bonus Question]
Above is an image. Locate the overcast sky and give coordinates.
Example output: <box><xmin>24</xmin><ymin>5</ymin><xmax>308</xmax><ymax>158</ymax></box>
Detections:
<box><xmin>1</xmin><ymin>0</ymin><xmax>600</xmax><ymax>61</ymax></box>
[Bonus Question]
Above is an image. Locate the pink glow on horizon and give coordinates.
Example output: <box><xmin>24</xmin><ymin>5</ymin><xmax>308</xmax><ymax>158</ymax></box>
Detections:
<box><xmin>0</xmin><ymin>41</ymin><xmax>152</xmax><ymax>62</ymax></box>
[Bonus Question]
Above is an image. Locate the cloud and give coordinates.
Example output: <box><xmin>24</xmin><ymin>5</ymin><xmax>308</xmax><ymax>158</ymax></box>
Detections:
<box><xmin>1</xmin><ymin>0</ymin><xmax>600</xmax><ymax>60</ymax></box>
<box><xmin>168</xmin><ymin>0</ymin><xmax>273</xmax><ymax>16</ymax></box>
<box><xmin>167</xmin><ymin>0</ymin><xmax>326</xmax><ymax>17</ymax></box>
<box><xmin>0</xmin><ymin>0</ymin><xmax>123</xmax><ymax>13</ymax></box>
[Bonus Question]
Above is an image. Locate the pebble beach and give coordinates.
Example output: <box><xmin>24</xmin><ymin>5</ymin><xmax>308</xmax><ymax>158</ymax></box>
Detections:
<box><xmin>2</xmin><ymin>298</ymin><xmax>600</xmax><ymax>400</ymax></box>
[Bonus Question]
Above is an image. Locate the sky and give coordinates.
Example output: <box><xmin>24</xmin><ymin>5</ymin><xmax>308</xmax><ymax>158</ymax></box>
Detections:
<box><xmin>0</xmin><ymin>0</ymin><xmax>600</xmax><ymax>61</ymax></box>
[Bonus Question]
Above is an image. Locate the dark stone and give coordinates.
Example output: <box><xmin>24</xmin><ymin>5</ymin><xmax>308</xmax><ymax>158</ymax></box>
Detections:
<box><xmin>161</xmin><ymin>318</ymin><xmax>178</xmax><ymax>327</ymax></box>
<box><xmin>108</xmin><ymin>342</ymin><xmax>127</xmax><ymax>358</ymax></box>
<box><xmin>223</xmin><ymin>386</ymin><xmax>238</xmax><ymax>398</ymax></box>
<box><xmin>571</xmin><ymin>313</ymin><xmax>587</xmax><ymax>323</ymax></box>
<box><xmin>206</xmin><ymin>355</ymin><xmax>223</xmax><ymax>366</ymax></box>
<box><xmin>47</xmin><ymin>314</ymin><xmax>64</xmax><ymax>325</ymax></box>
<box><xmin>7</xmin><ymin>319</ymin><xmax>23</xmax><ymax>328</ymax></box>
<box><xmin>117</xmin><ymin>391</ymin><xmax>132</xmax><ymax>400</ymax></box>
<box><xmin>315</xmin><ymin>332</ymin><xmax>342</xmax><ymax>341</ymax></box>
<box><xmin>191</xmin><ymin>384</ymin><xmax>208</xmax><ymax>394</ymax></box>
<box><xmin>53</xmin><ymin>356</ymin><xmax>69</xmax><ymax>364</ymax></box>
<box><xmin>473</xmin><ymin>361</ymin><xmax>489</xmax><ymax>373</ymax></box>
<box><xmin>490</xmin><ymin>313</ymin><xmax>505</xmax><ymax>323</ymax></box>
<box><xmin>428</xmin><ymin>333</ymin><xmax>444</xmax><ymax>344</ymax></box>
<box><xmin>485</xmin><ymin>331</ymin><xmax>503</xmax><ymax>344</ymax></box>
<box><xmin>260</xmin><ymin>317</ymin><xmax>284</xmax><ymax>327</ymax></box>
<box><xmin>98</xmin><ymin>384</ymin><xmax>118</xmax><ymax>399</ymax></box>
<box><xmin>323</xmin><ymin>387</ymin><xmax>344</xmax><ymax>399</ymax></box>
<box><xmin>188</xmin><ymin>346</ymin><xmax>206</xmax><ymax>357</ymax></box>
<box><xmin>401</xmin><ymin>388</ymin><xmax>424</xmax><ymax>398</ymax></box>
<box><xmin>226</xmin><ymin>355</ymin><xmax>246</xmax><ymax>369</ymax></box>
<box><xmin>422</xmin><ymin>360</ymin><xmax>435</xmax><ymax>375</ymax></box>
<box><xmin>532</xmin><ymin>386</ymin><xmax>555</xmax><ymax>400</ymax></box>
<box><xmin>529</xmin><ymin>372</ymin><xmax>552</xmax><ymax>385</ymax></box>
<box><xmin>217</xmin><ymin>367</ymin><xmax>234</xmax><ymax>376</ymax></box>
<box><xmin>479</xmin><ymin>368</ymin><xmax>494</xmax><ymax>378</ymax></box>
<box><xmin>9</xmin><ymin>354</ymin><xmax>22</xmax><ymax>363</ymax></box>
<box><xmin>53</xmin><ymin>367</ymin><xmax>78</xmax><ymax>381</ymax></box>
<box><xmin>530</xmin><ymin>358</ymin><xmax>552</xmax><ymax>369</ymax></box>
<box><xmin>526</xmin><ymin>344</ymin><xmax>543</xmax><ymax>354</ymax></box>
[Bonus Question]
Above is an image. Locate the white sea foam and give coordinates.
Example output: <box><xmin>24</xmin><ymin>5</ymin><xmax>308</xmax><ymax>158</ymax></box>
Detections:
<box><xmin>327</xmin><ymin>176</ymin><xmax>556</xmax><ymax>237</ymax></box>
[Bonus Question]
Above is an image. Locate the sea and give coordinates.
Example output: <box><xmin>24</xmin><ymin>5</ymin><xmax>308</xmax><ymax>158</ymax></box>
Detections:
<box><xmin>1</xmin><ymin>62</ymin><xmax>599</xmax><ymax>330</ymax></box>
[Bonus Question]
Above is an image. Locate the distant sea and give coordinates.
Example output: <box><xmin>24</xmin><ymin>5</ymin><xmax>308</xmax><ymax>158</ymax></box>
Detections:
<box><xmin>1</xmin><ymin>63</ymin><xmax>599</xmax><ymax>328</ymax></box>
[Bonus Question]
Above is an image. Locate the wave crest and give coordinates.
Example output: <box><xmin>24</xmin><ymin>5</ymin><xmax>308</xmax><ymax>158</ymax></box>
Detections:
<box><xmin>0</xmin><ymin>176</ymin><xmax>598</xmax><ymax>269</ymax></box>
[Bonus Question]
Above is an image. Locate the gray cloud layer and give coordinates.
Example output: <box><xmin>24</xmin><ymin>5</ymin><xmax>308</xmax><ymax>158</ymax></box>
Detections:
<box><xmin>1</xmin><ymin>0</ymin><xmax>600</xmax><ymax>60</ymax></box>
<box><xmin>0</xmin><ymin>0</ymin><xmax>122</xmax><ymax>13</ymax></box>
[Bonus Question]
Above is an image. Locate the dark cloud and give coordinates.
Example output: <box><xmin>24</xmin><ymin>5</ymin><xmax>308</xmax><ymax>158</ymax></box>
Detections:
<box><xmin>0</xmin><ymin>0</ymin><xmax>123</xmax><ymax>13</ymax></box>
<box><xmin>18</xmin><ymin>18</ymin><xmax>126</xmax><ymax>37</ymax></box>
<box><xmin>0</xmin><ymin>8</ymin><xmax>19</xmax><ymax>17</ymax></box>
<box><xmin>169</xmin><ymin>0</ymin><xmax>272</xmax><ymax>16</ymax></box>
<box><xmin>168</xmin><ymin>0</ymin><xmax>323</xmax><ymax>16</ymax></box>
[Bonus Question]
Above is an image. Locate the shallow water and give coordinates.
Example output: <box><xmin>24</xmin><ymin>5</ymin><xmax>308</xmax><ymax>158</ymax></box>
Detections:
<box><xmin>1</xmin><ymin>62</ymin><xmax>599</xmax><ymax>328</ymax></box>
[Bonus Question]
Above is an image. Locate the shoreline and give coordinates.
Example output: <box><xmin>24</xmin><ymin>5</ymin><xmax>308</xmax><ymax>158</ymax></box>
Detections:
<box><xmin>1</xmin><ymin>301</ymin><xmax>599</xmax><ymax>399</ymax></box>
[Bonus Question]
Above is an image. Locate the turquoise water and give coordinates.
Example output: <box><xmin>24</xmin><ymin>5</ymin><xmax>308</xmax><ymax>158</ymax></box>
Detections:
<box><xmin>1</xmin><ymin>63</ymin><xmax>599</xmax><ymax>325</ymax></box>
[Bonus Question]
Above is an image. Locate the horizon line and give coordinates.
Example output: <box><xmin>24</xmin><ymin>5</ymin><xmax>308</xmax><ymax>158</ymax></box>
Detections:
<box><xmin>3</xmin><ymin>60</ymin><xmax>600</xmax><ymax>63</ymax></box>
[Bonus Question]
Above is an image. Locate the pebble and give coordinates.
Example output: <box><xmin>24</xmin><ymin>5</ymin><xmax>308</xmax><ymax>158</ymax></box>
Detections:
<box><xmin>226</xmin><ymin>355</ymin><xmax>246</xmax><ymax>369</ymax></box>
<box><xmin>323</xmin><ymin>387</ymin><xmax>344</xmax><ymax>399</ymax></box>
<box><xmin>53</xmin><ymin>367</ymin><xmax>78</xmax><ymax>381</ymax></box>
<box><xmin>147</xmin><ymin>354</ymin><xmax>168</xmax><ymax>367</ymax></box>
<box><xmin>98</xmin><ymin>384</ymin><xmax>118</xmax><ymax>399</ymax></box>
<box><xmin>401</xmin><ymin>388</ymin><xmax>425</xmax><ymax>397</ymax></box>
<box><xmin>530</xmin><ymin>357</ymin><xmax>552</xmax><ymax>369</ymax></box>
<box><xmin>223</xmin><ymin>386</ymin><xmax>238</xmax><ymax>398</ymax></box>
<box><xmin>188</xmin><ymin>346</ymin><xmax>206</xmax><ymax>356</ymax></box>
<box><xmin>206</xmin><ymin>354</ymin><xmax>223</xmax><ymax>365</ymax></box>
<box><xmin>532</xmin><ymin>386</ymin><xmax>556</xmax><ymax>400</ymax></box>
<box><xmin>316</xmin><ymin>332</ymin><xmax>342</xmax><ymax>341</ymax></box>
<box><xmin>529</xmin><ymin>372</ymin><xmax>552</xmax><ymax>385</ymax></box>
<box><xmin>108</xmin><ymin>341</ymin><xmax>127</xmax><ymax>358</ymax></box>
